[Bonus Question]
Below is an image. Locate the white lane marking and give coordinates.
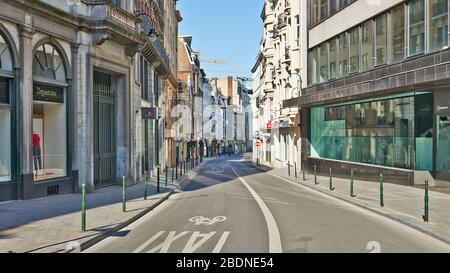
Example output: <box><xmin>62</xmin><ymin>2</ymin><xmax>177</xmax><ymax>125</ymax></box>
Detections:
<box><xmin>189</xmin><ymin>216</ymin><xmax>227</xmax><ymax>225</ymax></box>
<box><xmin>132</xmin><ymin>231</ymin><xmax>165</xmax><ymax>253</ymax></box>
<box><xmin>182</xmin><ymin>232</ymin><xmax>217</xmax><ymax>253</ymax></box>
<box><xmin>146</xmin><ymin>231</ymin><xmax>189</xmax><ymax>253</ymax></box>
<box><xmin>230</xmin><ymin>167</ymin><xmax>283</xmax><ymax>253</ymax></box>
<box><xmin>213</xmin><ymin>231</ymin><xmax>230</xmax><ymax>253</ymax></box>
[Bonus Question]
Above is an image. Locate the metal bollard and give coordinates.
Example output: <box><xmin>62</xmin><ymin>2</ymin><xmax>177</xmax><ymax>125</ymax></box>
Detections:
<box><xmin>302</xmin><ymin>163</ymin><xmax>306</xmax><ymax>181</ymax></box>
<box><xmin>380</xmin><ymin>174</ymin><xmax>384</xmax><ymax>207</ymax></box>
<box><xmin>295</xmin><ymin>162</ymin><xmax>298</xmax><ymax>179</ymax></box>
<box><xmin>172</xmin><ymin>167</ymin><xmax>174</xmax><ymax>183</ymax></box>
<box><xmin>350</xmin><ymin>170</ymin><xmax>356</xmax><ymax>197</ymax></box>
<box><xmin>144</xmin><ymin>170</ymin><xmax>148</xmax><ymax>200</ymax></box>
<box><xmin>122</xmin><ymin>176</ymin><xmax>126</xmax><ymax>212</ymax></box>
<box><xmin>314</xmin><ymin>165</ymin><xmax>318</xmax><ymax>185</ymax></box>
<box><xmin>329</xmin><ymin>168</ymin><xmax>335</xmax><ymax>191</ymax></box>
<box><xmin>288</xmin><ymin>161</ymin><xmax>291</xmax><ymax>177</ymax></box>
<box><xmin>176</xmin><ymin>162</ymin><xmax>178</xmax><ymax>180</ymax></box>
<box><xmin>81</xmin><ymin>183</ymin><xmax>86</xmax><ymax>231</ymax></box>
<box><xmin>157</xmin><ymin>167</ymin><xmax>160</xmax><ymax>193</ymax></box>
<box><xmin>423</xmin><ymin>180</ymin><xmax>429</xmax><ymax>222</ymax></box>
<box><xmin>165</xmin><ymin>167</ymin><xmax>168</xmax><ymax>187</ymax></box>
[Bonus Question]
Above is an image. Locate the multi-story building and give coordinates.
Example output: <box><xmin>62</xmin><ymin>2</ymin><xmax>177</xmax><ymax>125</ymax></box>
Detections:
<box><xmin>0</xmin><ymin>0</ymin><xmax>180</xmax><ymax>201</ymax></box>
<box><xmin>284</xmin><ymin>0</ymin><xmax>450</xmax><ymax>185</ymax></box>
<box><xmin>253</xmin><ymin>0</ymin><xmax>307</xmax><ymax>169</ymax></box>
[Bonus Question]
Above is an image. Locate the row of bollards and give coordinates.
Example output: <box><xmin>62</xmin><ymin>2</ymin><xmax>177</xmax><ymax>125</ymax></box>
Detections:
<box><xmin>293</xmin><ymin>163</ymin><xmax>430</xmax><ymax>223</ymax></box>
<box><xmin>81</xmin><ymin>158</ymin><xmax>206</xmax><ymax>231</ymax></box>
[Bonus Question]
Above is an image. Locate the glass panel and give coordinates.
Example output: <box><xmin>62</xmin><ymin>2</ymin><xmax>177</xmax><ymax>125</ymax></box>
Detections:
<box><xmin>33</xmin><ymin>44</ymin><xmax>66</xmax><ymax>82</ymax></box>
<box><xmin>361</xmin><ymin>20</ymin><xmax>373</xmax><ymax>71</ymax></box>
<box><xmin>376</xmin><ymin>14</ymin><xmax>387</xmax><ymax>65</ymax></box>
<box><xmin>349</xmin><ymin>27</ymin><xmax>360</xmax><ymax>73</ymax></box>
<box><xmin>33</xmin><ymin>93</ymin><xmax>67</xmax><ymax>181</ymax></box>
<box><xmin>311</xmin><ymin>95</ymin><xmax>420</xmax><ymax>170</ymax></box>
<box><xmin>391</xmin><ymin>5</ymin><xmax>405</xmax><ymax>62</ymax></box>
<box><xmin>429</xmin><ymin>0</ymin><xmax>448</xmax><ymax>51</ymax></box>
<box><xmin>0</xmin><ymin>35</ymin><xmax>13</xmax><ymax>71</ymax></box>
<box><xmin>319</xmin><ymin>43</ymin><xmax>328</xmax><ymax>83</ymax></box>
<box><xmin>409</xmin><ymin>0</ymin><xmax>425</xmax><ymax>55</ymax></box>
<box><xmin>311</xmin><ymin>48</ymin><xmax>319</xmax><ymax>84</ymax></box>
<box><xmin>329</xmin><ymin>39</ymin><xmax>337</xmax><ymax>79</ymax></box>
<box><xmin>312</xmin><ymin>0</ymin><xmax>319</xmax><ymax>26</ymax></box>
<box><xmin>0</xmin><ymin>108</ymin><xmax>11</xmax><ymax>182</ymax></box>
<box><xmin>415</xmin><ymin>93</ymin><xmax>433</xmax><ymax>170</ymax></box>
<box><xmin>320</xmin><ymin>0</ymin><xmax>328</xmax><ymax>20</ymax></box>
<box><xmin>437</xmin><ymin>116</ymin><xmax>450</xmax><ymax>172</ymax></box>
<box><xmin>330</xmin><ymin>0</ymin><xmax>338</xmax><ymax>14</ymax></box>
<box><xmin>338</xmin><ymin>33</ymin><xmax>348</xmax><ymax>77</ymax></box>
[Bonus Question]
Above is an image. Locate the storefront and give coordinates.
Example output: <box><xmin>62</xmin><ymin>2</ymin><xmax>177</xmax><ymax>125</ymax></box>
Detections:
<box><xmin>309</xmin><ymin>90</ymin><xmax>450</xmax><ymax>181</ymax></box>
<box><xmin>30</xmin><ymin>41</ymin><xmax>72</xmax><ymax>196</ymax></box>
<box><xmin>0</xmin><ymin>32</ymin><xmax>14</xmax><ymax>187</ymax></box>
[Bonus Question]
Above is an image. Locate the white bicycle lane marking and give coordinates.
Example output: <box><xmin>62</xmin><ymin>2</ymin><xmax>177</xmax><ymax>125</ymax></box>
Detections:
<box><xmin>230</xmin><ymin>166</ymin><xmax>283</xmax><ymax>253</ymax></box>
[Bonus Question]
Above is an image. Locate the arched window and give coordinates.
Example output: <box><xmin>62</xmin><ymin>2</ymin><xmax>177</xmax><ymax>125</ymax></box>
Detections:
<box><xmin>33</xmin><ymin>43</ymin><xmax>66</xmax><ymax>82</ymax></box>
<box><xmin>32</xmin><ymin>42</ymin><xmax>68</xmax><ymax>181</ymax></box>
<box><xmin>0</xmin><ymin>32</ymin><xmax>14</xmax><ymax>182</ymax></box>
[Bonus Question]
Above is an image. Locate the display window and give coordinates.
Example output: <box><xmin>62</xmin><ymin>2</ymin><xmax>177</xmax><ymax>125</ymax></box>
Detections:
<box><xmin>32</xmin><ymin>43</ymin><xmax>67</xmax><ymax>181</ymax></box>
<box><xmin>0</xmin><ymin>33</ymin><xmax>13</xmax><ymax>182</ymax></box>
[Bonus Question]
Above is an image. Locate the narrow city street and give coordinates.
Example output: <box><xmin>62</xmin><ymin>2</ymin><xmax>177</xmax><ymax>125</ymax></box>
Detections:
<box><xmin>85</xmin><ymin>156</ymin><xmax>450</xmax><ymax>253</ymax></box>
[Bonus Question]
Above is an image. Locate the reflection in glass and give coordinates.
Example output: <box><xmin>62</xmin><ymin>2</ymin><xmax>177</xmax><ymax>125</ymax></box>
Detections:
<box><xmin>376</xmin><ymin>14</ymin><xmax>387</xmax><ymax>65</ymax></box>
<box><xmin>391</xmin><ymin>5</ymin><xmax>405</xmax><ymax>62</ymax></box>
<box><xmin>338</xmin><ymin>33</ymin><xmax>348</xmax><ymax>77</ymax></box>
<box><xmin>349</xmin><ymin>27</ymin><xmax>360</xmax><ymax>73</ymax></box>
<box><xmin>409</xmin><ymin>0</ymin><xmax>425</xmax><ymax>55</ymax></box>
<box><xmin>361</xmin><ymin>20</ymin><xmax>373</xmax><ymax>71</ymax></box>
<box><xmin>437</xmin><ymin>116</ymin><xmax>450</xmax><ymax>172</ymax></box>
<box><xmin>429</xmin><ymin>0</ymin><xmax>448</xmax><ymax>51</ymax></box>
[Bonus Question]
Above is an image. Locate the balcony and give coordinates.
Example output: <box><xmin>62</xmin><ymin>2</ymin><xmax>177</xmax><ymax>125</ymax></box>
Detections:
<box><xmin>272</xmin><ymin>24</ymin><xmax>279</xmax><ymax>38</ymax></box>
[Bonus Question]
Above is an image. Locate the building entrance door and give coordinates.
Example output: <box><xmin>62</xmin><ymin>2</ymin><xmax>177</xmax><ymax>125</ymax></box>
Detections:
<box><xmin>93</xmin><ymin>71</ymin><xmax>116</xmax><ymax>188</ymax></box>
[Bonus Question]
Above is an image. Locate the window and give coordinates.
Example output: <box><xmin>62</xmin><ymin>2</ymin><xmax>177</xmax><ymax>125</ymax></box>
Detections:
<box><xmin>329</xmin><ymin>38</ymin><xmax>337</xmax><ymax>79</ymax></box>
<box><xmin>338</xmin><ymin>33</ymin><xmax>348</xmax><ymax>77</ymax></box>
<box><xmin>339</xmin><ymin>0</ymin><xmax>348</xmax><ymax>9</ymax></box>
<box><xmin>295</xmin><ymin>15</ymin><xmax>300</xmax><ymax>47</ymax></box>
<box><xmin>375</xmin><ymin>14</ymin><xmax>387</xmax><ymax>65</ymax></box>
<box><xmin>361</xmin><ymin>20</ymin><xmax>373</xmax><ymax>71</ymax></box>
<box><xmin>319</xmin><ymin>43</ymin><xmax>328</xmax><ymax>82</ymax></box>
<box><xmin>429</xmin><ymin>0</ymin><xmax>448</xmax><ymax>51</ymax></box>
<box><xmin>349</xmin><ymin>27</ymin><xmax>360</xmax><ymax>73</ymax></box>
<box><xmin>320</xmin><ymin>0</ymin><xmax>328</xmax><ymax>21</ymax></box>
<box><xmin>330</xmin><ymin>0</ymin><xmax>339</xmax><ymax>14</ymax></box>
<box><xmin>311</xmin><ymin>0</ymin><xmax>319</xmax><ymax>26</ymax></box>
<box><xmin>409</xmin><ymin>0</ymin><xmax>425</xmax><ymax>55</ymax></box>
<box><xmin>311</xmin><ymin>47</ymin><xmax>319</xmax><ymax>84</ymax></box>
<box><xmin>390</xmin><ymin>5</ymin><xmax>405</xmax><ymax>62</ymax></box>
<box><xmin>32</xmin><ymin>43</ymin><xmax>67</xmax><ymax>181</ymax></box>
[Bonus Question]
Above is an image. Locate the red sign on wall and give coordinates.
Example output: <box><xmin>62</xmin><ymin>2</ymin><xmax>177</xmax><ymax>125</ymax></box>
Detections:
<box><xmin>267</xmin><ymin>122</ymin><xmax>272</xmax><ymax>130</ymax></box>
<box><xmin>256</xmin><ymin>141</ymin><xmax>261</xmax><ymax>147</ymax></box>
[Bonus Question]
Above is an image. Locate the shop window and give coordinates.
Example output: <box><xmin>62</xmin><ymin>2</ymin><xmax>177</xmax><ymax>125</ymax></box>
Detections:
<box><xmin>437</xmin><ymin>116</ymin><xmax>450</xmax><ymax>172</ymax></box>
<box><xmin>0</xmin><ymin>34</ymin><xmax>13</xmax><ymax>182</ymax></box>
<box><xmin>310</xmin><ymin>94</ymin><xmax>427</xmax><ymax>170</ymax></box>
<box><xmin>429</xmin><ymin>0</ymin><xmax>448</xmax><ymax>51</ymax></box>
<box><xmin>409</xmin><ymin>0</ymin><xmax>426</xmax><ymax>56</ymax></box>
<box><xmin>32</xmin><ymin>43</ymin><xmax>67</xmax><ymax>181</ymax></box>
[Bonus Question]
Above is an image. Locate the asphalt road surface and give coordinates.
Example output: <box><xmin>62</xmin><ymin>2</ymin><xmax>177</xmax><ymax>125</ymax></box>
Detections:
<box><xmin>85</xmin><ymin>155</ymin><xmax>450</xmax><ymax>253</ymax></box>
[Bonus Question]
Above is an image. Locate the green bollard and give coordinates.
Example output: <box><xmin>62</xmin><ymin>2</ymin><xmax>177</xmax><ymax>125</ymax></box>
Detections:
<box><xmin>144</xmin><ymin>171</ymin><xmax>148</xmax><ymax>200</ymax></box>
<box><xmin>295</xmin><ymin>162</ymin><xmax>298</xmax><ymax>179</ymax></box>
<box><xmin>423</xmin><ymin>180</ymin><xmax>429</xmax><ymax>222</ymax></box>
<box><xmin>380</xmin><ymin>174</ymin><xmax>384</xmax><ymax>207</ymax></box>
<box><xmin>81</xmin><ymin>183</ymin><xmax>86</xmax><ymax>231</ymax></box>
<box><xmin>122</xmin><ymin>176</ymin><xmax>126</xmax><ymax>212</ymax></box>
<box><xmin>165</xmin><ymin>166</ymin><xmax>168</xmax><ymax>187</ymax></box>
<box><xmin>157</xmin><ymin>167</ymin><xmax>160</xmax><ymax>193</ymax></box>
<box><xmin>329</xmin><ymin>168</ymin><xmax>335</xmax><ymax>191</ymax></box>
<box><xmin>350</xmin><ymin>170</ymin><xmax>356</xmax><ymax>197</ymax></box>
<box><xmin>302</xmin><ymin>163</ymin><xmax>306</xmax><ymax>181</ymax></box>
<box><xmin>172</xmin><ymin>167</ymin><xmax>174</xmax><ymax>183</ymax></box>
<box><xmin>314</xmin><ymin>165</ymin><xmax>318</xmax><ymax>185</ymax></box>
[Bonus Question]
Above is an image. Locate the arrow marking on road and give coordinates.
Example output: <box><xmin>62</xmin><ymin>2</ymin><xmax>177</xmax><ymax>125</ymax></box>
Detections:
<box><xmin>212</xmin><ymin>231</ymin><xmax>230</xmax><ymax>253</ymax></box>
<box><xmin>182</xmin><ymin>231</ymin><xmax>217</xmax><ymax>253</ymax></box>
<box><xmin>230</xmin><ymin>167</ymin><xmax>283</xmax><ymax>253</ymax></box>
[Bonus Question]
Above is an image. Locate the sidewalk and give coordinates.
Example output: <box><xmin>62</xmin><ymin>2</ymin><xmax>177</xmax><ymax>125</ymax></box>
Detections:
<box><xmin>247</xmin><ymin>161</ymin><xmax>450</xmax><ymax>244</ymax></box>
<box><xmin>0</xmin><ymin>160</ymin><xmax>205</xmax><ymax>253</ymax></box>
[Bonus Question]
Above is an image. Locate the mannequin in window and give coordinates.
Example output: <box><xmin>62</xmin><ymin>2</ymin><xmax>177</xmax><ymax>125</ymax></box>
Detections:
<box><xmin>33</xmin><ymin>131</ymin><xmax>42</xmax><ymax>177</ymax></box>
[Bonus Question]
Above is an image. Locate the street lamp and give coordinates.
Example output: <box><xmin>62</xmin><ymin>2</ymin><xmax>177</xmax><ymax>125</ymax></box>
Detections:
<box><xmin>148</xmin><ymin>28</ymin><xmax>158</xmax><ymax>43</ymax></box>
<box><xmin>285</xmin><ymin>72</ymin><xmax>303</xmax><ymax>98</ymax></box>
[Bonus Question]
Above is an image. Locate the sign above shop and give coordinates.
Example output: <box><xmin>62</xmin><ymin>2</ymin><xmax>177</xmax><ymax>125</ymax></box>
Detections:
<box><xmin>33</xmin><ymin>83</ymin><xmax>64</xmax><ymax>103</ymax></box>
<box><xmin>0</xmin><ymin>78</ymin><xmax>8</xmax><ymax>104</ymax></box>
<box><xmin>142</xmin><ymin>107</ymin><xmax>158</xmax><ymax>120</ymax></box>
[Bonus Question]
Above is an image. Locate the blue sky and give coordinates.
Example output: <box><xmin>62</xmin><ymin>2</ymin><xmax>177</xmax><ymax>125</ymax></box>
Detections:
<box><xmin>178</xmin><ymin>0</ymin><xmax>264</xmax><ymax>79</ymax></box>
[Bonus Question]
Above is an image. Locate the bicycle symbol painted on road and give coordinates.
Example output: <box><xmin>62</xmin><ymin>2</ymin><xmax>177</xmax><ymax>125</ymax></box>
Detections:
<box><xmin>189</xmin><ymin>216</ymin><xmax>227</xmax><ymax>226</ymax></box>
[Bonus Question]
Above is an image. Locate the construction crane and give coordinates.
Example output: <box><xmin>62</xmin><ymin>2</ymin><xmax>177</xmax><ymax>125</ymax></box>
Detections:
<box><xmin>200</xmin><ymin>58</ymin><xmax>230</xmax><ymax>65</ymax></box>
